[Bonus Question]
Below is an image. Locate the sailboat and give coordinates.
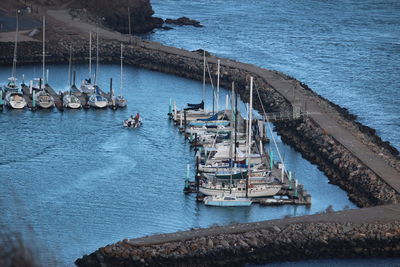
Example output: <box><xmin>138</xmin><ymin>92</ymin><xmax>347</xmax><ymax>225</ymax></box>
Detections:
<box><xmin>4</xmin><ymin>11</ymin><xmax>26</xmax><ymax>109</ymax></box>
<box><xmin>204</xmin><ymin>193</ymin><xmax>252</xmax><ymax>207</ymax></box>
<box><xmin>199</xmin><ymin>78</ymin><xmax>282</xmax><ymax>198</ymax></box>
<box><xmin>63</xmin><ymin>46</ymin><xmax>81</xmax><ymax>109</ymax></box>
<box><xmin>88</xmin><ymin>29</ymin><xmax>107</xmax><ymax>109</ymax></box>
<box><xmin>116</xmin><ymin>43</ymin><xmax>127</xmax><ymax>108</ymax></box>
<box><xmin>80</xmin><ymin>32</ymin><xmax>95</xmax><ymax>95</ymax></box>
<box><xmin>32</xmin><ymin>16</ymin><xmax>54</xmax><ymax>109</ymax></box>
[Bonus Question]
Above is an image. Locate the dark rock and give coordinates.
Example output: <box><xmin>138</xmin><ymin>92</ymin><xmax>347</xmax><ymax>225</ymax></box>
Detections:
<box><xmin>165</xmin><ymin>16</ymin><xmax>203</xmax><ymax>27</ymax></box>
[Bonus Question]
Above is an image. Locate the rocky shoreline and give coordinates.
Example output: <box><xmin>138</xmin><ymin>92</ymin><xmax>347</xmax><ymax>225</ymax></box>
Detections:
<box><xmin>75</xmin><ymin>219</ymin><xmax>400</xmax><ymax>266</ymax></box>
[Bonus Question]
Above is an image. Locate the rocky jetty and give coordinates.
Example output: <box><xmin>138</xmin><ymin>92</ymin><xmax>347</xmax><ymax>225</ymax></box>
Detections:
<box><xmin>75</xmin><ymin>219</ymin><xmax>400</xmax><ymax>266</ymax></box>
<box><xmin>165</xmin><ymin>17</ymin><xmax>203</xmax><ymax>27</ymax></box>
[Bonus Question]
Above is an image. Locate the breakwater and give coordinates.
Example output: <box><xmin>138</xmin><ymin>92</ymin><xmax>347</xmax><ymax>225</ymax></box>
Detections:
<box><xmin>75</xmin><ymin>204</ymin><xmax>400</xmax><ymax>266</ymax></box>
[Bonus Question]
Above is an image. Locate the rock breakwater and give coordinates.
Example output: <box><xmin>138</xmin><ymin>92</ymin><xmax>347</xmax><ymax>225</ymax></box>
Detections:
<box><xmin>75</xmin><ymin>220</ymin><xmax>400</xmax><ymax>266</ymax></box>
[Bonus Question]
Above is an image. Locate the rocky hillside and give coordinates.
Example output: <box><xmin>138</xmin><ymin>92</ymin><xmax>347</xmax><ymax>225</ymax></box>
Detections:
<box><xmin>0</xmin><ymin>0</ymin><xmax>163</xmax><ymax>34</ymax></box>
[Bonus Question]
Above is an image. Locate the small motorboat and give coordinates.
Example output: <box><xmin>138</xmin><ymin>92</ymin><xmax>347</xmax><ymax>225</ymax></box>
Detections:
<box><xmin>123</xmin><ymin>116</ymin><xmax>142</xmax><ymax>128</ymax></box>
<box><xmin>204</xmin><ymin>194</ymin><xmax>252</xmax><ymax>207</ymax></box>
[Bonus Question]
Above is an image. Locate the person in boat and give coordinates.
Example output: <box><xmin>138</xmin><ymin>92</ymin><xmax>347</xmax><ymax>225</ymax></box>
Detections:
<box><xmin>134</xmin><ymin>113</ymin><xmax>140</xmax><ymax>123</ymax></box>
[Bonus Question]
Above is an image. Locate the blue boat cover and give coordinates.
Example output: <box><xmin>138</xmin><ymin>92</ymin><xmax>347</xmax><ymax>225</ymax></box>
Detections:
<box><xmin>198</xmin><ymin>113</ymin><xmax>218</xmax><ymax>121</ymax></box>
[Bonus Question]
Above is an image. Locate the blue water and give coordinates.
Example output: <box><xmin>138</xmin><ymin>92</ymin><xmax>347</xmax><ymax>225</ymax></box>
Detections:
<box><xmin>147</xmin><ymin>0</ymin><xmax>400</xmax><ymax>151</ymax></box>
<box><xmin>0</xmin><ymin>63</ymin><xmax>356</xmax><ymax>266</ymax></box>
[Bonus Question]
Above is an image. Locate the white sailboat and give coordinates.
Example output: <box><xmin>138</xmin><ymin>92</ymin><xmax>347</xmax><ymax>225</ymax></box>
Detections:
<box><xmin>88</xmin><ymin>29</ymin><xmax>107</xmax><ymax>109</ymax></box>
<box><xmin>4</xmin><ymin>11</ymin><xmax>26</xmax><ymax>109</ymax></box>
<box><xmin>32</xmin><ymin>16</ymin><xmax>54</xmax><ymax>109</ymax></box>
<box><xmin>204</xmin><ymin>193</ymin><xmax>252</xmax><ymax>207</ymax></box>
<box><xmin>5</xmin><ymin>92</ymin><xmax>26</xmax><ymax>109</ymax></box>
<box><xmin>116</xmin><ymin>43</ymin><xmax>127</xmax><ymax>108</ymax></box>
<box><xmin>80</xmin><ymin>32</ymin><xmax>95</xmax><ymax>95</ymax></box>
<box><xmin>63</xmin><ymin>46</ymin><xmax>81</xmax><ymax>109</ymax></box>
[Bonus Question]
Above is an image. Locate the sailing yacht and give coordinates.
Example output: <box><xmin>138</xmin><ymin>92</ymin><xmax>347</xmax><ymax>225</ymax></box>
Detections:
<box><xmin>32</xmin><ymin>17</ymin><xmax>54</xmax><ymax>109</ymax></box>
<box><xmin>63</xmin><ymin>93</ymin><xmax>81</xmax><ymax>109</ymax></box>
<box><xmin>63</xmin><ymin>46</ymin><xmax>81</xmax><ymax>109</ymax></box>
<box><xmin>88</xmin><ymin>29</ymin><xmax>107</xmax><ymax>109</ymax></box>
<box><xmin>3</xmin><ymin>11</ymin><xmax>26</xmax><ymax>109</ymax></box>
<box><xmin>116</xmin><ymin>43</ymin><xmax>127</xmax><ymax>108</ymax></box>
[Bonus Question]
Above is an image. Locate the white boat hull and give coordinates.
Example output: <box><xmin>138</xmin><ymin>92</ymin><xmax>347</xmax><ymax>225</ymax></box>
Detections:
<box><xmin>199</xmin><ymin>184</ymin><xmax>282</xmax><ymax>198</ymax></box>
<box><xmin>88</xmin><ymin>94</ymin><xmax>108</xmax><ymax>109</ymax></box>
<box><xmin>63</xmin><ymin>95</ymin><xmax>81</xmax><ymax>109</ymax></box>
<box><xmin>5</xmin><ymin>93</ymin><xmax>26</xmax><ymax>109</ymax></box>
<box><xmin>204</xmin><ymin>196</ymin><xmax>252</xmax><ymax>207</ymax></box>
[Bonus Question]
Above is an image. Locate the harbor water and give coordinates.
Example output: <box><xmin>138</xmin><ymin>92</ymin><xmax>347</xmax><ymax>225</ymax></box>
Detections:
<box><xmin>0</xmin><ymin>63</ymin><xmax>355</xmax><ymax>266</ymax></box>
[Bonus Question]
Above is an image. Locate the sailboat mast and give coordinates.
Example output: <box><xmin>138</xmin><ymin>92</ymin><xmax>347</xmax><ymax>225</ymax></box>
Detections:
<box><xmin>95</xmin><ymin>28</ymin><xmax>99</xmax><ymax>86</ymax></box>
<box><xmin>89</xmin><ymin>32</ymin><xmax>92</xmax><ymax>81</ymax></box>
<box><xmin>68</xmin><ymin>45</ymin><xmax>72</xmax><ymax>87</ymax></box>
<box><xmin>234</xmin><ymin>82</ymin><xmax>238</xmax><ymax>162</ymax></box>
<box><xmin>230</xmin><ymin>82</ymin><xmax>235</xmax><ymax>189</ymax></box>
<box><xmin>11</xmin><ymin>10</ymin><xmax>18</xmax><ymax>79</ymax></box>
<box><xmin>216</xmin><ymin>59</ymin><xmax>220</xmax><ymax>113</ymax></box>
<box><xmin>246</xmin><ymin>77</ymin><xmax>254</xmax><ymax>198</ymax></box>
<box><xmin>42</xmin><ymin>16</ymin><xmax>45</xmax><ymax>85</ymax></box>
<box><xmin>202</xmin><ymin>50</ymin><xmax>206</xmax><ymax>102</ymax></box>
<box><xmin>120</xmin><ymin>43</ymin><xmax>123</xmax><ymax>95</ymax></box>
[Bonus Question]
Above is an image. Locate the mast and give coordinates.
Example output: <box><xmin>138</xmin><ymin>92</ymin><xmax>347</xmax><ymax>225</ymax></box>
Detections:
<box><xmin>202</xmin><ymin>50</ymin><xmax>205</xmax><ymax>102</ymax></box>
<box><xmin>234</xmin><ymin>82</ymin><xmax>238</xmax><ymax>163</ymax></box>
<box><xmin>230</xmin><ymin>82</ymin><xmax>235</xmax><ymax>193</ymax></box>
<box><xmin>120</xmin><ymin>43</ymin><xmax>123</xmax><ymax>96</ymax></box>
<box><xmin>95</xmin><ymin>27</ymin><xmax>99</xmax><ymax>86</ymax></box>
<box><xmin>216</xmin><ymin>59</ymin><xmax>220</xmax><ymax>113</ymax></box>
<box><xmin>246</xmin><ymin>77</ymin><xmax>254</xmax><ymax>198</ymax></box>
<box><xmin>89</xmin><ymin>32</ymin><xmax>92</xmax><ymax>81</ymax></box>
<box><xmin>11</xmin><ymin>10</ymin><xmax>18</xmax><ymax>79</ymax></box>
<box><xmin>68</xmin><ymin>44</ymin><xmax>72</xmax><ymax>87</ymax></box>
<box><xmin>42</xmin><ymin>16</ymin><xmax>45</xmax><ymax>85</ymax></box>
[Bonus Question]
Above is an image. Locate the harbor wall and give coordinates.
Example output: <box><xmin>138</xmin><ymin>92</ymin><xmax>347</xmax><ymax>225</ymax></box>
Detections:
<box><xmin>75</xmin><ymin>209</ymin><xmax>400</xmax><ymax>266</ymax></box>
<box><xmin>0</xmin><ymin>40</ymin><xmax>398</xmax><ymax>208</ymax></box>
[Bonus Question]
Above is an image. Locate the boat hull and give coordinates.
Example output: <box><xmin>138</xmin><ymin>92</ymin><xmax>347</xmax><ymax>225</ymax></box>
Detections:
<box><xmin>204</xmin><ymin>198</ymin><xmax>252</xmax><ymax>207</ymax></box>
<box><xmin>5</xmin><ymin>93</ymin><xmax>26</xmax><ymax>109</ymax></box>
<box><xmin>199</xmin><ymin>184</ymin><xmax>282</xmax><ymax>198</ymax></box>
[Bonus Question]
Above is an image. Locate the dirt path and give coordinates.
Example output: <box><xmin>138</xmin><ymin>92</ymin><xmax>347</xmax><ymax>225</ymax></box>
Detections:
<box><xmin>128</xmin><ymin>203</ymin><xmax>400</xmax><ymax>246</ymax></box>
<box><xmin>46</xmin><ymin>9</ymin><xmax>400</xmax><ymax>194</ymax></box>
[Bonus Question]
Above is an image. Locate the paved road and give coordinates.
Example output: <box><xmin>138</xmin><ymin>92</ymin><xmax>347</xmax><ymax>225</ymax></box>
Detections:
<box><xmin>47</xmin><ymin>9</ymin><xmax>400</xmax><ymax>193</ymax></box>
<box><xmin>128</xmin><ymin>204</ymin><xmax>400</xmax><ymax>246</ymax></box>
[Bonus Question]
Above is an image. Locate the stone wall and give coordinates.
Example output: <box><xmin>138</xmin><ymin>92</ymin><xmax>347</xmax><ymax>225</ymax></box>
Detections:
<box><xmin>75</xmin><ymin>221</ymin><xmax>400</xmax><ymax>266</ymax></box>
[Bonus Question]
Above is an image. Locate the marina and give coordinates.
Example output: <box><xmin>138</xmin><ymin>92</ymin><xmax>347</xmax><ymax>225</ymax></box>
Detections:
<box><xmin>0</xmin><ymin>0</ymin><xmax>399</xmax><ymax>265</ymax></box>
<box><xmin>171</xmin><ymin>73</ymin><xmax>311</xmax><ymax>206</ymax></box>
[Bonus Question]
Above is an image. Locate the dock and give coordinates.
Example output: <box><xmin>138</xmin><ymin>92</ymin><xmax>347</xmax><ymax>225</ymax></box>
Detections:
<box><xmin>174</xmin><ymin>104</ymin><xmax>311</xmax><ymax>207</ymax></box>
